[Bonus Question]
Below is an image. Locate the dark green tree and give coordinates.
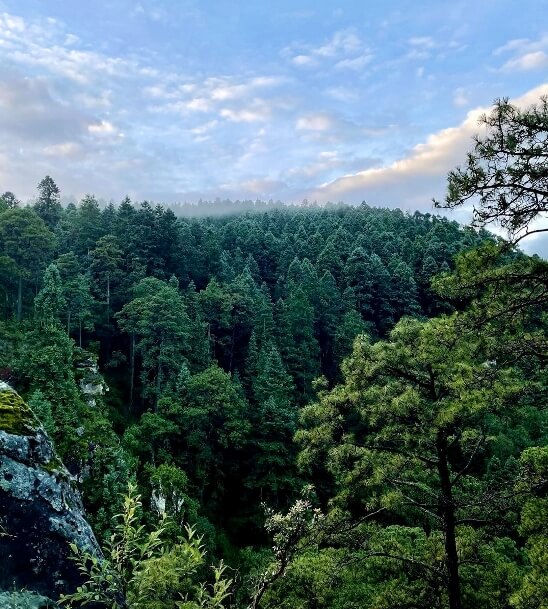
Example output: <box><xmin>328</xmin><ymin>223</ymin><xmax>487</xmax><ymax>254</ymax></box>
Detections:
<box><xmin>34</xmin><ymin>263</ymin><xmax>65</xmax><ymax>326</ymax></box>
<box><xmin>0</xmin><ymin>191</ymin><xmax>19</xmax><ymax>211</ymax></box>
<box><xmin>436</xmin><ymin>96</ymin><xmax>548</xmax><ymax>246</ymax></box>
<box><xmin>34</xmin><ymin>175</ymin><xmax>62</xmax><ymax>228</ymax></box>
<box><xmin>298</xmin><ymin>315</ymin><xmax>533</xmax><ymax>609</ymax></box>
<box><xmin>0</xmin><ymin>208</ymin><xmax>54</xmax><ymax>320</ymax></box>
<box><xmin>117</xmin><ymin>277</ymin><xmax>190</xmax><ymax>405</ymax></box>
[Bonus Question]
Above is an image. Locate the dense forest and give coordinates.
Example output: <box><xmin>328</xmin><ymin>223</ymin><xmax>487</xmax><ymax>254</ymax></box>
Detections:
<box><xmin>0</xmin><ymin>98</ymin><xmax>546</xmax><ymax>609</ymax></box>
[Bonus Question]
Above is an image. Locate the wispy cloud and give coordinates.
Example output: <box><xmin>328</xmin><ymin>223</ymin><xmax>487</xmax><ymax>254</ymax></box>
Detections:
<box><xmin>302</xmin><ymin>84</ymin><xmax>548</xmax><ymax>209</ymax></box>
<box><xmin>495</xmin><ymin>34</ymin><xmax>548</xmax><ymax>72</ymax></box>
<box><xmin>453</xmin><ymin>88</ymin><xmax>469</xmax><ymax>107</ymax></box>
<box><xmin>502</xmin><ymin>51</ymin><xmax>548</xmax><ymax>71</ymax></box>
<box><xmin>296</xmin><ymin>113</ymin><xmax>334</xmax><ymax>131</ymax></box>
<box><xmin>0</xmin><ymin>0</ymin><xmax>546</xmax><ymax>255</ymax></box>
<box><xmin>283</xmin><ymin>28</ymin><xmax>372</xmax><ymax>71</ymax></box>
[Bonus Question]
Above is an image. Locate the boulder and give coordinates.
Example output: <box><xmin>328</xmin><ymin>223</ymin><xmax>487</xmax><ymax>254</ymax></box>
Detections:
<box><xmin>0</xmin><ymin>383</ymin><xmax>102</xmax><ymax>604</ymax></box>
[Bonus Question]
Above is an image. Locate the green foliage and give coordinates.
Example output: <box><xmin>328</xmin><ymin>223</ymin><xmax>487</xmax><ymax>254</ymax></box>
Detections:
<box><xmin>0</xmin><ymin>207</ymin><xmax>54</xmax><ymax>319</ymax></box>
<box><xmin>34</xmin><ymin>175</ymin><xmax>62</xmax><ymax>229</ymax></box>
<box><xmin>35</xmin><ymin>264</ymin><xmax>66</xmax><ymax>326</ymax></box>
<box><xmin>1</xmin><ymin>175</ymin><xmax>543</xmax><ymax>608</ymax></box>
<box><xmin>296</xmin><ymin>312</ymin><xmax>541</xmax><ymax>609</ymax></box>
<box><xmin>248</xmin><ymin>488</ymin><xmax>325</xmax><ymax>609</ymax></box>
<box><xmin>437</xmin><ymin>96</ymin><xmax>548</xmax><ymax>243</ymax></box>
<box><xmin>117</xmin><ymin>277</ymin><xmax>190</xmax><ymax>404</ymax></box>
<box><xmin>0</xmin><ymin>191</ymin><xmax>20</xmax><ymax>211</ymax></box>
<box><xmin>510</xmin><ymin>447</ymin><xmax>548</xmax><ymax>609</ymax></box>
<box><xmin>60</xmin><ymin>483</ymin><xmax>232</xmax><ymax>609</ymax></box>
<box><xmin>27</xmin><ymin>389</ymin><xmax>56</xmax><ymax>436</ymax></box>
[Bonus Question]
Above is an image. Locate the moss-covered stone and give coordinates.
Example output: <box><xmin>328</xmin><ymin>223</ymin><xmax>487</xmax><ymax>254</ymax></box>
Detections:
<box><xmin>38</xmin><ymin>457</ymin><xmax>65</xmax><ymax>475</ymax></box>
<box><xmin>0</xmin><ymin>384</ymin><xmax>104</xmax><ymax>603</ymax></box>
<box><xmin>0</xmin><ymin>389</ymin><xmax>40</xmax><ymax>436</ymax></box>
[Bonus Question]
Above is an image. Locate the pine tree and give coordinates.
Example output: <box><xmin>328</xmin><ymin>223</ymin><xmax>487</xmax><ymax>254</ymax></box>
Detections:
<box><xmin>34</xmin><ymin>264</ymin><xmax>66</xmax><ymax>327</ymax></box>
<box><xmin>34</xmin><ymin>176</ymin><xmax>62</xmax><ymax>228</ymax></box>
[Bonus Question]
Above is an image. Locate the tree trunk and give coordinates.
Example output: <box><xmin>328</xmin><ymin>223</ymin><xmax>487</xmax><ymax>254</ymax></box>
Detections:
<box><xmin>155</xmin><ymin>343</ymin><xmax>163</xmax><ymax>410</ymax></box>
<box><xmin>16</xmin><ymin>275</ymin><xmax>22</xmax><ymax>321</ymax></box>
<box><xmin>106</xmin><ymin>273</ymin><xmax>110</xmax><ymax>324</ymax></box>
<box><xmin>437</xmin><ymin>431</ymin><xmax>461</xmax><ymax>609</ymax></box>
<box><xmin>67</xmin><ymin>309</ymin><xmax>72</xmax><ymax>336</ymax></box>
<box><xmin>229</xmin><ymin>326</ymin><xmax>235</xmax><ymax>372</ymax></box>
<box><xmin>129</xmin><ymin>332</ymin><xmax>135</xmax><ymax>412</ymax></box>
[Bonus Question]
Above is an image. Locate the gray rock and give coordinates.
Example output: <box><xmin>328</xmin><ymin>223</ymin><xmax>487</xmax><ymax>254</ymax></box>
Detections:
<box><xmin>0</xmin><ymin>591</ymin><xmax>57</xmax><ymax>608</ymax></box>
<box><xmin>0</xmin><ymin>385</ymin><xmax>102</xmax><ymax>603</ymax></box>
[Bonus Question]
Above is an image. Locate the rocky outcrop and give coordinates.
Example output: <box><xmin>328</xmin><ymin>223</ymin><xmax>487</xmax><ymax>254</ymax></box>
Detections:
<box><xmin>0</xmin><ymin>382</ymin><xmax>102</xmax><ymax>604</ymax></box>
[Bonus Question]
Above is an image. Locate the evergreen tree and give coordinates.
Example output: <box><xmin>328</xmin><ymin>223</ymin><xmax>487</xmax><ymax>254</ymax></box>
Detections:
<box><xmin>0</xmin><ymin>191</ymin><xmax>19</xmax><ymax>211</ymax></box>
<box><xmin>278</xmin><ymin>287</ymin><xmax>319</xmax><ymax>401</ymax></box>
<box><xmin>89</xmin><ymin>234</ymin><xmax>124</xmax><ymax>324</ymax></box>
<box><xmin>117</xmin><ymin>277</ymin><xmax>191</xmax><ymax>405</ymax></box>
<box><xmin>34</xmin><ymin>175</ymin><xmax>62</xmax><ymax>228</ymax></box>
<box><xmin>35</xmin><ymin>263</ymin><xmax>65</xmax><ymax>326</ymax></box>
<box><xmin>0</xmin><ymin>208</ymin><xmax>54</xmax><ymax>320</ymax></box>
<box><xmin>298</xmin><ymin>315</ymin><xmax>537</xmax><ymax>609</ymax></box>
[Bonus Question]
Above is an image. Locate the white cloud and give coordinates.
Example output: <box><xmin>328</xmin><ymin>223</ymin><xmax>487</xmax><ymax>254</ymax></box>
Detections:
<box><xmin>495</xmin><ymin>35</ymin><xmax>548</xmax><ymax>72</ymax></box>
<box><xmin>146</xmin><ymin>74</ymin><xmax>285</xmax><ymax>122</ymax></box>
<box><xmin>190</xmin><ymin>120</ymin><xmax>219</xmax><ymax>135</ymax></box>
<box><xmin>316</xmin><ymin>29</ymin><xmax>361</xmax><ymax>57</ymax></box>
<box><xmin>131</xmin><ymin>3</ymin><xmax>169</xmax><ymax>24</ymax></box>
<box><xmin>408</xmin><ymin>36</ymin><xmax>436</xmax><ymax>48</ymax></box>
<box><xmin>292</xmin><ymin>54</ymin><xmax>315</xmax><ymax>66</ymax></box>
<box><xmin>324</xmin><ymin>86</ymin><xmax>359</xmax><ymax>103</ymax></box>
<box><xmin>43</xmin><ymin>142</ymin><xmax>83</xmax><ymax>157</ymax></box>
<box><xmin>285</xmin><ymin>150</ymin><xmax>357</xmax><ymax>181</ymax></box>
<box><xmin>0</xmin><ymin>12</ymin><xmax>25</xmax><ymax>34</ymax></box>
<box><xmin>285</xmin><ymin>28</ymin><xmax>371</xmax><ymax>71</ymax></box>
<box><xmin>88</xmin><ymin>120</ymin><xmax>118</xmax><ymax>135</ymax></box>
<box><xmin>502</xmin><ymin>51</ymin><xmax>548</xmax><ymax>72</ymax></box>
<box><xmin>186</xmin><ymin>98</ymin><xmax>212</xmax><ymax>112</ymax></box>
<box><xmin>208</xmin><ymin>75</ymin><xmax>284</xmax><ymax>101</ymax></box>
<box><xmin>238</xmin><ymin>178</ymin><xmax>287</xmax><ymax>195</ymax></box>
<box><xmin>335</xmin><ymin>53</ymin><xmax>373</xmax><ymax>70</ymax></box>
<box><xmin>220</xmin><ymin>102</ymin><xmax>271</xmax><ymax>123</ymax></box>
<box><xmin>64</xmin><ymin>33</ymin><xmax>79</xmax><ymax>46</ymax></box>
<box><xmin>302</xmin><ymin>84</ymin><xmax>548</xmax><ymax>210</ymax></box>
<box><xmin>296</xmin><ymin>113</ymin><xmax>333</xmax><ymax>131</ymax></box>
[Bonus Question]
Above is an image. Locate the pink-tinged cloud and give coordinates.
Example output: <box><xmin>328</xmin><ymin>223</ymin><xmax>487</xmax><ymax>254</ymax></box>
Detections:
<box><xmin>302</xmin><ymin>84</ymin><xmax>548</xmax><ymax>212</ymax></box>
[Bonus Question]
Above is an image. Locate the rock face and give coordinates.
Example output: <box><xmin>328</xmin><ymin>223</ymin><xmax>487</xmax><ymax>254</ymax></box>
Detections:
<box><xmin>0</xmin><ymin>382</ymin><xmax>102</xmax><ymax>603</ymax></box>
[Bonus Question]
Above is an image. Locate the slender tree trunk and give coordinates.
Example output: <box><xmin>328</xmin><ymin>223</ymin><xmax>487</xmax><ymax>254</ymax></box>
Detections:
<box><xmin>79</xmin><ymin>316</ymin><xmax>83</xmax><ymax>347</ymax></box>
<box><xmin>155</xmin><ymin>343</ymin><xmax>163</xmax><ymax>410</ymax></box>
<box><xmin>229</xmin><ymin>326</ymin><xmax>235</xmax><ymax>372</ymax></box>
<box><xmin>129</xmin><ymin>332</ymin><xmax>135</xmax><ymax>412</ymax></box>
<box><xmin>67</xmin><ymin>309</ymin><xmax>71</xmax><ymax>336</ymax></box>
<box><xmin>16</xmin><ymin>275</ymin><xmax>22</xmax><ymax>321</ymax></box>
<box><xmin>106</xmin><ymin>273</ymin><xmax>110</xmax><ymax>324</ymax></box>
<box><xmin>207</xmin><ymin>323</ymin><xmax>212</xmax><ymax>358</ymax></box>
<box><xmin>437</xmin><ymin>431</ymin><xmax>461</xmax><ymax>609</ymax></box>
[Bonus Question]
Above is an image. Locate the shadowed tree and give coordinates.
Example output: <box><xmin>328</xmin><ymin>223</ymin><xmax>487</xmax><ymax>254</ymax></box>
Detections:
<box><xmin>34</xmin><ymin>175</ymin><xmax>62</xmax><ymax>229</ymax></box>
<box><xmin>436</xmin><ymin>96</ymin><xmax>548</xmax><ymax>246</ymax></box>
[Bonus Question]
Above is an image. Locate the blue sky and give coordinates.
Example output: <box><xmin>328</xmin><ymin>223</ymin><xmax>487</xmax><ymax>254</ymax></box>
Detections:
<box><xmin>0</xmin><ymin>0</ymin><xmax>547</xmax><ymax>249</ymax></box>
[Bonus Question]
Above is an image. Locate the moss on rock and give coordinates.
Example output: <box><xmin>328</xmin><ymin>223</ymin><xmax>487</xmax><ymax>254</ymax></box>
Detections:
<box><xmin>0</xmin><ymin>383</ymin><xmax>104</xmax><ymax>602</ymax></box>
<box><xmin>0</xmin><ymin>389</ymin><xmax>40</xmax><ymax>436</ymax></box>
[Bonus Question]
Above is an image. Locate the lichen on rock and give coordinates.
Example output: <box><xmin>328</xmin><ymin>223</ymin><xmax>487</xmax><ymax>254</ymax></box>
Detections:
<box><xmin>0</xmin><ymin>383</ymin><xmax>103</xmax><ymax>605</ymax></box>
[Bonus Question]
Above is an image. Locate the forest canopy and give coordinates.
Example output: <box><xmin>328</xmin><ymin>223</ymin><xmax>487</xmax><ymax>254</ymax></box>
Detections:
<box><xmin>0</xmin><ymin>96</ymin><xmax>546</xmax><ymax>609</ymax></box>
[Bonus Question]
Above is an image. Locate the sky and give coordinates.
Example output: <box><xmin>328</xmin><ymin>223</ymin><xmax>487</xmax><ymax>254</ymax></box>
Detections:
<box><xmin>0</xmin><ymin>0</ymin><xmax>547</xmax><ymax>252</ymax></box>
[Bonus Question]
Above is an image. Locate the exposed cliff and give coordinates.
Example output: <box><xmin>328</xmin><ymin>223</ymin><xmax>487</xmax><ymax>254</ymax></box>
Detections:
<box><xmin>0</xmin><ymin>382</ymin><xmax>102</xmax><ymax>604</ymax></box>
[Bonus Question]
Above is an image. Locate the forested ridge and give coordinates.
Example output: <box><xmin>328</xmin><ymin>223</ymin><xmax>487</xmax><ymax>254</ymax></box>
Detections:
<box><xmin>0</xmin><ymin>98</ymin><xmax>546</xmax><ymax>609</ymax></box>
